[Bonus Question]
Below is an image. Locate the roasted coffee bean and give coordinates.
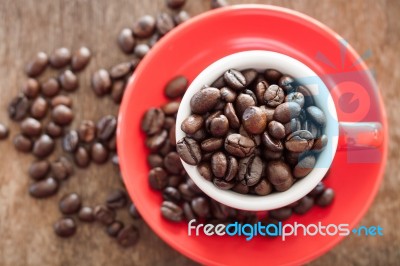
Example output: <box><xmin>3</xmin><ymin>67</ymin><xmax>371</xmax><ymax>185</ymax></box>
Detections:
<box><xmin>211</xmin><ymin>0</ymin><xmax>228</xmax><ymax>8</ymax></box>
<box><xmin>30</xmin><ymin>97</ymin><xmax>48</xmax><ymax>119</ymax></box>
<box><xmin>208</xmin><ymin>114</ymin><xmax>229</xmax><ymax>137</ymax></box>
<box><xmin>51</xmin><ymin>159</ymin><xmax>71</xmax><ymax>181</ymax></box>
<box><xmin>33</xmin><ymin>135</ymin><xmax>55</xmax><ymax>158</ymax></box>
<box><xmin>267</xmin><ymin>121</ymin><xmax>285</xmax><ymax>140</ymax></box>
<box><xmin>165</xmin><ymin>75</ymin><xmax>188</xmax><ymax>99</ymax></box>
<box><xmin>306</xmin><ymin>106</ymin><xmax>326</xmax><ymax>126</ymax></box>
<box><xmin>51</xmin><ymin>95</ymin><xmax>72</xmax><ymax>108</ymax></box>
<box><xmin>297</xmin><ymin>86</ymin><xmax>314</xmax><ymax>107</ymax></box>
<box><xmin>237</xmin><ymin>155</ymin><xmax>262</xmax><ymax>186</ymax></box>
<box><xmin>156</xmin><ymin>13</ymin><xmax>175</xmax><ymax>35</ymax></box>
<box><xmin>200</xmin><ymin>138</ymin><xmax>223</xmax><ymax>152</ymax></box>
<box><xmin>59</xmin><ymin>70</ymin><xmax>79</xmax><ymax>91</ymax></box>
<box><xmin>107</xmin><ymin>221</ymin><xmax>124</xmax><ymax>237</ymax></box>
<box><xmin>111</xmin><ymin>80</ymin><xmax>126</xmax><ymax>104</ymax></box>
<box><xmin>118</xmin><ymin>28</ymin><xmax>136</xmax><ymax>53</ymax></box>
<box><xmin>260</xmin><ymin>105</ymin><xmax>275</xmax><ymax>122</ymax></box>
<box><xmin>242</xmin><ymin>69</ymin><xmax>258</xmax><ymax>86</ymax></box>
<box><xmin>223</xmin><ymin>69</ymin><xmax>246</xmax><ymax>90</ymax></box>
<box><xmin>77</xmin><ymin>120</ymin><xmax>96</xmax><ymax>143</ymax></box>
<box><xmin>92</xmin><ymin>69</ymin><xmax>112</xmax><ymax>96</ymax></box>
<box><xmin>54</xmin><ymin>218</ymin><xmax>76</xmax><ymax>238</ymax></box>
<box><xmin>181</xmin><ymin>114</ymin><xmax>203</xmax><ymax>135</ymax></box>
<box><xmin>94</xmin><ymin>205</ymin><xmax>116</xmax><ymax>225</ymax></box>
<box><xmin>29</xmin><ymin>160</ymin><xmax>50</xmax><ymax>180</ymax></box>
<box><xmin>220</xmin><ymin>87</ymin><xmax>237</xmax><ymax>103</ymax></box>
<box><xmin>209</xmin><ymin>200</ymin><xmax>229</xmax><ymax>220</ymax></box>
<box><xmin>285</xmin><ymin>92</ymin><xmax>305</xmax><ymax>108</ymax></box>
<box><xmin>254</xmin><ymin>81</ymin><xmax>268</xmax><ymax>104</ymax></box>
<box><xmin>191</xmin><ymin>197</ymin><xmax>209</xmax><ymax>219</ymax></box>
<box><xmin>312</xmin><ymin>134</ymin><xmax>328</xmax><ymax>152</ymax></box>
<box><xmin>22</xmin><ymin>78</ymin><xmax>40</xmax><ymax>99</ymax></box>
<box><xmin>46</xmin><ymin>122</ymin><xmax>63</xmax><ymax>138</ymax></box>
<box><xmin>29</xmin><ymin>177</ymin><xmax>58</xmax><ymax>198</ymax></box>
<box><xmin>261</xmin><ymin>131</ymin><xmax>284</xmax><ymax>152</ymax></box>
<box><xmin>52</xmin><ymin>105</ymin><xmax>73</xmax><ymax>126</ymax></box>
<box><xmin>242</xmin><ymin>106</ymin><xmax>267</xmax><ymax>134</ymax></box>
<box><xmin>166</xmin><ymin>0</ymin><xmax>186</xmax><ymax>9</ymax></box>
<box><xmin>232</xmin><ymin>182</ymin><xmax>249</xmax><ymax>194</ymax></box>
<box><xmin>110</xmin><ymin>62</ymin><xmax>132</xmax><ymax>79</ymax></box>
<box><xmin>197</xmin><ymin>162</ymin><xmax>213</xmax><ymax>181</ymax></box>
<box><xmin>128</xmin><ymin>202</ymin><xmax>141</xmax><ymax>219</ymax></box>
<box><xmin>186</xmin><ymin>178</ymin><xmax>202</xmax><ymax>194</ymax></box>
<box><xmin>149</xmin><ymin>167</ymin><xmax>168</xmax><ymax>190</ymax></box>
<box><xmin>25</xmin><ymin>52</ymin><xmax>48</xmax><ymax>77</ymax></box>
<box><xmin>134</xmin><ymin>44</ymin><xmax>150</xmax><ymax>59</ymax></box>
<box><xmin>161</xmin><ymin>101</ymin><xmax>180</xmax><ymax>116</ymax></box>
<box><xmin>188</xmin><ymin>128</ymin><xmax>207</xmax><ymax>142</ymax></box>
<box><xmin>132</xmin><ymin>15</ymin><xmax>156</xmax><ymax>38</ymax></box>
<box><xmin>147</xmin><ymin>154</ymin><xmax>163</xmax><ymax>168</ymax></box>
<box><xmin>278</xmin><ymin>75</ymin><xmax>296</xmax><ymax>93</ymax></box>
<box><xmin>14</xmin><ymin>134</ymin><xmax>33</xmax><ymax>152</ymax></box>
<box><xmin>78</xmin><ymin>206</ymin><xmax>95</xmax><ymax>222</ymax></box>
<box><xmin>179</xmin><ymin>183</ymin><xmax>196</xmax><ymax>201</ymax></box>
<box><xmin>50</xmin><ymin>47</ymin><xmax>71</xmax><ymax>68</ymax></box>
<box><xmin>176</xmin><ymin>137</ymin><xmax>202</xmax><ymax>165</ymax></box>
<box><xmin>262</xmin><ymin>149</ymin><xmax>283</xmax><ymax>160</ymax></box>
<box><xmin>106</xmin><ymin>189</ymin><xmax>127</xmax><ymax>209</ymax></box>
<box><xmin>174</xmin><ymin>10</ymin><xmax>190</xmax><ymax>24</ymax></box>
<box><xmin>235</xmin><ymin>93</ymin><xmax>256</xmax><ymax>118</ymax></box>
<box><xmin>62</xmin><ymin>130</ymin><xmax>79</xmax><ymax>153</ymax></box>
<box><xmin>91</xmin><ymin>142</ymin><xmax>109</xmax><ymax>164</ymax></box>
<box><xmin>163</xmin><ymin>186</ymin><xmax>181</xmax><ymax>203</ymax></box>
<box><xmin>146</xmin><ymin>130</ymin><xmax>168</xmax><ymax>151</ymax></box>
<box><xmin>264</xmin><ymin>69</ymin><xmax>282</xmax><ymax>84</ymax></box>
<box><xmin>224</xmin><ymin>156</ymin><xmax>238</xmax><ymax>182</ymax></box>
<box><xmin>74</xmin><ymin>146</ymin><xmax>90</xmax><ymax>168</ymax></box>
<box><xmin>293</xmin><ymin>154</ymin><xmax>316</xmax><ymax>178</ymax></box>
<box><xmin>223</xmin><ymin>103</ymin><xmax>240</xmax><ymax>129</ymax></box>
<box><xmin>183</xmin><ymin>202</ymin><xmax>196</xmax><ymax>221</ymax></box>
<box><xmin>8</xmin><ymin>94</ymin><xmax>30</xmax><ymax>121</ymax></box>
<box><xmin>97</xmin><ymin>115</ymin><xmax>117</xmax><ymax>141</ymax></box>
<box><xmin>302</xmin><ymin>120</ymin><xmax>319</xmax><ymax>138</ymax></box>
<box><xmin>308</xmin><ymin>182</ymin><xmax>325</xmax><ymax>197</ymax></box>
<box><xmin>190</xmin><ymin>87</ymin><xmax>220</xmax><ymax>114</ymax></box>
<box><xmin>111</xmin><ymin>154</ymin><xmax>119</xmax><ymax>166</ymax></box>
<box><xmin>265</xmin><ymin>160</ymin><xmax>294</xmax><ymax>191</ymax></box>
<box><xmin>285</xmin><ymin>130</ymin><xmax>314</xmax><ymax>152</ymax></box>
<box><xmin>224</xmin><ymin>134</ymin><xmax>255</xmax><ymax>158</ymax></box>
<box><xmin>211</xmin><ymin>152</ymin><xmax>227</xmax><ymax>178</ymax></box>
<box><xmin>244</xmin><ymin>89</ymin><xmax>258</xmax><ymax>104</ymax></box>
<box><xmin>264</xmin><ymin>84</ymin><xmax>285</xmax><ymax>107</ymax></box>
<box><xmin>141</xmin><ymin>108</ymin><xmax>165</xmax><ymax>135</ymax></box>
<box><xmin>285</xmin><ymin>151</ymin><xmax>302</xmax><ymax>166</ymax></box>
<box><xmin>269</xmin><ymin>207</ymin><xmax>292</xmax><ymax>221</ymax></box>
<box><xmin>42</xmin><ymin>78</ymin><xmax>60</xmax><ymax>97</ymax></box>
<box><xmin>253</xmin><ymin>179</ymin><xmax>272</xmax><ymax>196</ymax></box>
<box><xmin>293</xmin><ymin>196</ymin><xmax>314</xmax><ymax>214</ymax></box>
<box><xmin>316</xmin><ymin>188</ymin><xmax>334</xmax><ymax>207</ymax></box>
<box><xmin>117</xmin><ymin>225</ymin><xmax>139</xmax><ymax>247</ymax></box>
<box><xmin>161</xmin><ymin>201</ymin><xmax>183</xmax><ymax>222</ymax></box>
<box><xmin>284</xmin><ymin>118</ymin><xmax>301</xmax><ymax>136</ymax></box>
<box><xmin>211</xmin><ymin>75</ymin><xmax>226</xmax><ymax>88</ymax></box>
<box><xmin>71</xmin><ymin>46</ymin><xmax>91</xmax><ymax>71</ymax></box>
<box><xmin>273</xmin><ymin>102</ymin><xmax>301</xmax><ymax>124</ymax></box>
<box><xmin>21</xmin><ymin>117</ymin><xmax>42</xmax><ymax>137</ymax></box>
<box><xmin>59</xmin><ymin>193</ymin><xmax>81</xmax><ymax>214</ymax></box>
<box><xmin>163</xmin><ymin>117</ymin><xmax>176</xmax><ymax>131</ymax></box>
<box><xmin>164</xmin><ymin>152</ymin><xmax>183</xmax><ymax>174</ymax></box>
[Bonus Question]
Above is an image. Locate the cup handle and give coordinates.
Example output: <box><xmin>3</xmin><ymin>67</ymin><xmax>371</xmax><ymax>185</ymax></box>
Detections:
<box><xmin>338</xmin><ymin>122</ymin><xmax>383</xmax><ymax>151</ymax></box>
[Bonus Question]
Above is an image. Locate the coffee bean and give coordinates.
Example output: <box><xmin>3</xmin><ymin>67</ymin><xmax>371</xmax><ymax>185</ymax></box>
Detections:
<box><xmin>293</xmin><ymin>154</ymin><xmax>316</xmax><ymax>178</ymax></box>
<box><xmin>297</xmin><ymin>86</ymin><xmax>314</xmax><ymax>107</ymax></box>
<box><xmin>107</xmin><ymin>221</ymin><xmax>124</xmax><ymax>237</ymax></box>
<box><xmin>293</xmin><ymin>196</ymin><xmax>314</xmax><ymax>214</ymax></box>
<box><xmin>188</xmin><ymin>127</ymin><xmax>207</xmax><ymax>142</ymax></box>
<box><xmin>46</xmin><ymin>122</ymin><xmax>63</xmax><ymax>138</ymax></box>
<box><xmin>224</xmin><ymin>134</ymin><xmax>255</xmax><ymax>158</ymax></box>
<box><xmin>191</xmin><ymin>197</ymin><xmax>209</xmax><ymax>219</ymax></box>
<box><xmin>78</xmin><ymin>206</ymin><xmax>95</xmax><ymax>222</ymax></box>
<box><xmin>51</xmin><ymin>157</ymin><xmax>72</xmax><ymax>181</ymax></box>
<box><xmin>91</xmin><ymin>142</ymin><xmax>109</xmax><ymax>164</ymax></box>
<box><xmin>52</xmin><ymin>105</ymin><xmax>73</xmax><ymax>126</ymax></box>
<box><xmin>74</xmin><ymin>146</ymin><xmax>90</xmax><ymax>168</ymax></box>
<box><xmin>254</xmin><ymin>81</ymin><xmax>267</xmax><ymax>104</ymax></box>
<box><xmin>146</xmin><ymin>130</ymin><xmax>168</xmax><ymax>151</ymax></box>
<box><xmin>211</xmin><ymin>75</ymin><xmax>226</xmax><ymax>88</ymax></box>
<box><xmin>221</xmin><ymin>104</ymin><xmax>238</xmax><ymax>130</ymax></box>
<box><xmin>63</xmin><ymin>130</ymin><xmax>79</xmax><ymax>153</ymax></box>
<box><xmin>242</xmin><ymin>106</ymin><xmax>267</xmax><ymax>134</ymax></box>
<box><xmin>308</xmin><ymin>182</ymin><xmax>325</xmax><ymax>198</ymax></box>
<box><xmin>312</xmin><ymin>134</ymin><xmax>328</xmax><ymax>152</ymax></box>
<box><xmin>223</xmin><ymin>69</ymin><xmax>246</xmax><ymax>90</ymax></box>
<box><xmin>208</xmin><ymin>114</ymin><xmax>229</xmax><ymax>137</ymax></box>
<box><xmin>302</xmin><ymin>120</ymin><xmax>319</xmax><ymax>138</ymax></box>
<box><xmin>59</xmin><ymin>193</ymin><xmax>81</xmax><ymax>215</ymax></box>
<box><xmin>30</xmin><ymin>97</ymin><xmax>48</xmax><ymax>119</ymax></box>
<box><xmin>147</xmin><ymin>154</ymin><xmax>163</xmax><ymax>168</ymax></box>
<box><xmin>181</xmin><ymin>114</ymin><xmax>203</xmax><ymax>135</ymax></box>
<box><xmin>51</xmin><ymin>95</ymin><xmax>72</xmax><ymax>108</ymax></box>
<box><xmin>176</xmin><ymin>137</ymin><xmax>202</xmax><ymax>165</ymax></box>
<box><xmin>161</xmin><ymin>201</ymin><xmax>183</xmax><ymax>222</ymax></box>
<box><xmin>262</xmin><ymin>149</ymin><xmax>283</xmax><ymax>160</ymax></box>
<box><xmin>278</xmin><ymin>75</ymin><xmax>296</xmax><ymax>93</ymax></box>
<box><xmin>237</xmin><ymin>155</ymin><xmax>263</xmax><ymax>186</ymax></box>
<box><xmin>264</xmin><ymin>84</ymin><xmax>285</xmax><ymax>107</ymax></box>
<box><xmin>163</xmin><ymin>186</ymin><xmax>181</xmax><ymax>203</ymax></box>
<box><xmin>285</xmin><ymin>92</ymin><xmax>305</xmax><ymax>108</ymax></box>
<box><xmin>268</xmin><ymin>121</ymin><xmax>285</xmax><ymax>140</ymax></box>
<box><xmin>21</xmin><ymin>117</ymin><xmax>42</xmax><ymax>137</ymax></box>
<box><xmin>173</xmin><ymin>10</ymin><xmax>190</xmax><ymax>25</ymax></box>
<box><xmin>166</xmin><ymin>0</ymin><xmax>186</xmax><ymax>9</ymax></box>
<box><xmin>128</xmin><ymin>202</ymin><xmax>141</xmax><ymax>219</ymax></box>
<box><xmin>13</xmin><ymin>134</ymin><xmax>33</xmax><ymax>152</ymax></box>
<box><xmin>161</xmin><ymin>101</ymin><xmax>180</xmax><ymax>116</ymax></box>
<box><xmin>97</xmin><ymin>115</ymin><xmax>117</xmax><ymax>141</ymax></box>
<box><xmin>29</xmin><ymin>177</ymin><xmax>58</xmax><ymax>198</ymax></box>
<box><xmin>219</xmin><ymin>87</ymin><xmax>236</xmax><ymax>103</ymax></box>
<box><xmin>94</xmin><ymin>205</ymin><xmax>116</xmax><ymax>225</ymax></box>
<box><xmin>110</xmin><ymin>62</ymin><xmax>132</xmax><ymax>80</ymax></box>
<box><xmin>22</xmin><ymin>78</ymin><xmax>40</xmax><ymax>99</ymax></box>
<box><xmin>71</xmin><ymin>46</ymin><xmax>91</xmax><ymax>71</ymax></box>
<box><xmin>224</xmin><ymin>156</ymin><xmax>238</xmax><ymax>182</ymax></box>
<box><xmin>211</xmin><ymin>0</ymin><xmax>228</xmax><ymax>8</ymax></box>
<box><xmin>269</xmin><ymin>207</ymin><xmax>292</xmax><ymax>221</ymax></box>
<box><xmin>285</xmin><ymin>130</ymin><xmax>314</xmax><ymax>152</ymax></box>
<box><xmin>110</xmin><ymin>80</ymin><xmax>126</xmax><ymax>104</ymax></box>
<box><xmin>199</xmin><ymin>138</ymin><xmax>222</xmax><ymax>152</ymax></box>
<box><xmin>316</xmin><ymin>188</ymin><xmax>334</xmax><ymax>207</ymax></box>
<box><xmin>235</xmin><ymin>93</ymin><xmax>256</xmax><ymax>118</ymax></box>
<box><xmin>54</xmin><ymin>217</ymin><xmax>76</xmax><ymax>238</ymax></box>
<box><xmin>117</xmin><ymin>225</ymin><xmax>140</xmax><ymax>247</ymax></box>
<box><xmin>156</xmin><ymin>13</ymin><xmax>175</xmax><ymax>35</ymax></box>
<box><xmin>149</xmin><ymin>167</ymin><xmax>168</xmax><ymax>190</ymax></box>
<box><xmin>242</xmin><ymin>69</ymin><xmax>258</xmax><ymax>86</ymax></box>
<box><xmin>50</xmin><ymin>47</ymin><xmax>72</xmax><ymax>68</ymax></box>
<box><xmin>33</xmin><ymin>134</ymin><xmax>55</xmax><ymax>158</ymax></box>
<box><xmin>59</xmin><ymin>70</ymin><xmax>79</xmax><ymax>91</ymax></box>
<box><xmin>264</xmin><ymin>69</ymin><xmax>282</xmax><ymax>84</ymax></box>
<box><xmin>273</xmin><ymin>102</ymin><xmax>301</xmax><ymax>124</ymax></box>
<box><xmin>9</xmin><ymin>94</ymin><xmax>30</xmax><ymax>121</ymax></box>
<box><xmin>29</xmin><ymin>160</ymin><xmax>50</xmax><ymax>180</ymax></box>
<box><xmin>253</xmin><ymin>179</ymin><xmax>272</xmax><ymax>196</ymax></box>
<box><xmin>111</xmin><ymin>154</ymin><xmax>119</xmax><ymax>166</ymax></box>
<box><xmin>183</xmin><ymin>202</ymin><xmax>196</xmax><ymax>221</ymax></box>
<box><xmin>41</xmin><ymin>78</ymin><xmax>60</xmax><ymax>97</ymax></box>
<box><xmin>265</xmin><ymin>160</ymin><xmax>294</xmax><ymax>191</ymax></box>
<box><xmin>132</xmin><ymin>15</ymin><xmax>156</xmax><ymax>38</ymax></box>
<box><xmin>306</xmin><ymin>106</ymin><xmax>326</xmax><ymax>126</ymax></box>
<box><xmin>118</xmin><ymin>28</ymin><xmax>136</xmax><ymax>53</ymax></box>
<box><xmin>179</xmin><ymin>183</ymin><xmax>196</xmax><ymax>201</ymax></box>
<box><xmin>190</xmin><ymin>87</ymin><xmax>220</xmax><ymax>114</ymax></box>
<box><xmin>164</xmin><ymin>152</ymin><xmax>183</xmax><ymax>174</ymax></box>
<box><xmin>76</xmin><ymin>120</ymin><xmax>96</xmax><ymax>143</ymax></box>
<box><xmin>261</xmin><ymin>131</ymin><xmax>284</xmax><ymax>152</ymax></box>
<box><xmin>92</xmin><ymin>69</ymin><xmax>112</xmax><ymax>96</ymax></box>
<box><xmin>231</xmin><ymin>183</ymin><xmax>249</xmax><ymax>194</ymax></box>
<box><xmin>165</xmin><ymin>75</ymin><xmax>188</xmax><ymax>99</ymax></box>
<box><xmin>141</xmin><ymin>108</ymin><xmax>165</xmax><ymax>135</ymax></box>
<box><xmin>284</xmin><ymin>118</ymin><xmax>301</xmax><ymax>136</ymax></box>
<box><xmin>25</xmin><ymin>52</ymin><xmax>48</xmax><ymax>77</ymax></box>
<box><xmin>211</xmin><ymin>152</ymin><xmax>227</xmax><ymax>178</ymax></box>
<box><xmin>197</xmin><ymin>162</ymin><xmax>213</xmax><ymax>181</ymax></box>
<box><xmin>106</xmin><ymin>189</ymin><xmax>127</xmax><ymax>209</ymax></box>
<box><xmin>134</xmin><ymin>43</ymin><xmax>150</xmax><ymax>59</ymax></box>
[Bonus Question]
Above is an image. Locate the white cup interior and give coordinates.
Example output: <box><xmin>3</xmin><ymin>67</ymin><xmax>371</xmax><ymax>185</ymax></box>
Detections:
<box><xmin>176</xmin><ymin>50</ymin><xmax>339</xmax><ymax>211</ymax></box>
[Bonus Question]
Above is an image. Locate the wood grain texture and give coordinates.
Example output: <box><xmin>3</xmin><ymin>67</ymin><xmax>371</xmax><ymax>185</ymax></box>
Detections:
<box><xmin>0</xmin><ymin>0</ymin><xmax>398</xmax><ymax>265</ymax></box>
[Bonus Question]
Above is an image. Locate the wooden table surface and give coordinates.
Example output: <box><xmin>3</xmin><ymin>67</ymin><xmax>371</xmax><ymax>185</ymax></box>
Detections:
<box><xmin>0</xmin><ymin>0</ymin><xmax>399</xmax><ymax>265</ymax></box>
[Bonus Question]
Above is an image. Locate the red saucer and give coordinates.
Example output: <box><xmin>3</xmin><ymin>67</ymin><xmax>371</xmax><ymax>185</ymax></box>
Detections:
<box><xmin>117</xmin><ymin>5</ymin><xmax>387</xmax><ymax>266</ymax></box>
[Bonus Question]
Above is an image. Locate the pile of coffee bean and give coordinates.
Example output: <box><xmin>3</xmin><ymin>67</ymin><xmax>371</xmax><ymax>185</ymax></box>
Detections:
<box><xmin>176</xmin><ymin>68</ymin><xmax>328</xmax><ymax>195</ymax></box>
<box><xmin>141</xmin><ymin>75</ymin><xmax>334</xmax><ymax>224</ymax></box>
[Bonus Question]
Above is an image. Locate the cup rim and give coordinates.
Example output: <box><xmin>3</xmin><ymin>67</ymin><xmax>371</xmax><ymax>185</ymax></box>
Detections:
<box><xmin>176</xmin><ymin>50</ymin><xmax>339</xmax><ymax>211</ymax></box>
